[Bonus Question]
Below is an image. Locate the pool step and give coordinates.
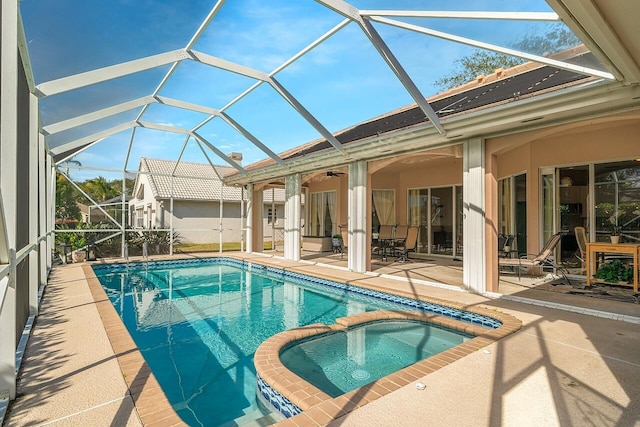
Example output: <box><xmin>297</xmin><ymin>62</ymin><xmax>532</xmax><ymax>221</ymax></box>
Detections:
<box><xmin>221</xmin><ymin>408</ymin><xmax>280</xmax><ymax>427</ymax></box>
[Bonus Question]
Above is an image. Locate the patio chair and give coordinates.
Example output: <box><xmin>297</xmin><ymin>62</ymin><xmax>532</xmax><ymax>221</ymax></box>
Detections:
<box><xmin>574</xmin><ymin>226</ymin><xmax>587</xmax><ymax>272</ymax></box>
<box><xmin>498</xmin><ymin>234</ymin><xmax>516</xmax><ymax>257</ymax></box>
<box><xmin>394</xmin><ymin>225</ymin><xmax>408</xmax><ymax>242</ymax></box>
<box><xmin>498</xmin><ymin>232</ymin><xmax>569</xmax><ymax>283</ymax></box>
<box><xmin>372</xmin><ymin>224</ymin><xmax>394</xmax><ymax>260</ymax></box>
<box><xmin>340</xmin><ymin>227</ymin><xmax>349</xmax><ymax>259</ymax></box>
<box><xmin>395</xmin><ymin>226</ymin><xmax>419</xmax><ymax>262</ymax></box>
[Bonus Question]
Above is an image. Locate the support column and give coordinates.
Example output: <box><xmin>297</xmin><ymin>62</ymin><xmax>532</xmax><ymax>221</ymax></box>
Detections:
<box><xmin>240</xmin><ymin>186</ymin><xmax>245</xmax><ymax>252</ymax></box>
<box><xmin>245</xmin><ymin>184</ymin><xmax>253</xmax><ymax>253</ymax></box>
<box><xmin>28</xmin><ymin>93</ymin><xmax>38</xmax><ymax>315</ymax></box>
<box><xmin>169</xmin><ymin>177</ymin><xmax>174</xmax><ymax>255</ymax></box>
<box><xmin>121</xmin><ymin>170</ymin><xmax>127</xmax><ymax>257</ymax></box>
<box><xmin>0</xmin><ymin>0</ymin><xmax>19</xmax><ymax>400</ymax></box>
<box><xmin>348</xmin><ymin>161</ymin><xmax>368</xmax><ymax>273</ymax></box>
<box><xmin>38</xmin><ymin>135</ymin><xmax>47</xmax><ymax>288</ymax></box>
<box><xmin>284</xmin><ymin>174</ymin><xmax>301</xmax><ymax>261</ymax></box>
<box><xmin>463</xmin><ymin>138</ymin><xmax>487</xmax><ymax>294</ymax></box>
<box><xmin>219</xmin><ymin>190</ymin><xmax>223</xmax><ymax>253</ymax></box>
<box><xmin>247</xmin><ymin>184</ymin><xmax>263</xmax><ymax>253</ymax></box>
<box><xmin>47</xmin><ymin>157</ymin><xmax>55</xmax><ymax>272</ymax></box>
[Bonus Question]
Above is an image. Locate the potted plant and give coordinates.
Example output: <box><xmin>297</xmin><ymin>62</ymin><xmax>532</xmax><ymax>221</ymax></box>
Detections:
<box><xmin>595</xmin><ymin>259</ymin><xmax>633</xmax><ymax>283</ymax></box>
<box><xmin>608</xmin><ymin>211</ymin><xmax>623</xmax><ymax>244</ymax></box>
<box><xmin>69</xmin><ymin>233</ymin><xmax>87</xmax><ymax>263</ymax></box>
<box><xmin>331</xmin><ymin>234</ymin><xmax>343</xmax><ymax>253</ymax></box>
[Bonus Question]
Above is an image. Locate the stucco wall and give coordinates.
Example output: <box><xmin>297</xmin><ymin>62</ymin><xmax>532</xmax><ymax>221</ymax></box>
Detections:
<box><xmin>488</xmin><ymin>114</ymin><xmax>640</xmax><ymax>253</ymax></box>
<box><xmin>305</xmin><ymin>157</ymin><xmax>464</xmax><ymax>229</ymax></box>
<box><xmin>161</xmin><ymin>200</ymin><xmax>281</xmax><ymax>245</ymax></box>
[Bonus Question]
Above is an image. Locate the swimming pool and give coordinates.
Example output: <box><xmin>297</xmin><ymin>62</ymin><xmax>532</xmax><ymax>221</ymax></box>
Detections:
<box><xmin>93</xmin><ymin>257</ymin><xmax>502</xmax><ymax>426</ymax></box>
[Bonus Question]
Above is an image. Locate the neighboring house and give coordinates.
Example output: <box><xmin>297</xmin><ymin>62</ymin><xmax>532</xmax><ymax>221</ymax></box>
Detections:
<box><xmin>78</xmin><ymin>194</ymin><xmax>130</xmax><ymax>225</ymax></box>
<box><xmin>129</xmin><ymin>157</ymin><xmax>290</xmax><ymax>245</ymax></box>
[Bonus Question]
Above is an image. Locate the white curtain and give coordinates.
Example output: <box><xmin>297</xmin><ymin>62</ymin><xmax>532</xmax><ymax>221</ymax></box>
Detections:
<box><xmin>408</xmin><ymin>189</ymin><xmax>421</xmax><ymax>226</ymax></box>
<box><xmin>326</xmin><ymin>191</ymin><xmax>336</xmax><ymax>235</ymax></box>
<box><xmin>310</xmin><ymin>193</ymin><xmax>322</xmax><ymax>236</ymax></box>
<box><xmin>373</xmin><ymin>190</ymin><xmax>395</xmax><ymax>225</ymax></box>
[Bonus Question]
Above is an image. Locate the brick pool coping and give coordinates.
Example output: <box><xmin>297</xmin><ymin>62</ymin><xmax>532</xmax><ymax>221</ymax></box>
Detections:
<box><xmin>82</xmin><ymin>265</ymin><xmax>187</xmax><ymax>427</ymax></box>
<box><xmin>81</xmin><ymin>254</ymin><xmax>521</xmax><ymax>426</ymax></box>
<box><xmin>256</xmin><ymin>308</ymin><xmax>521</xmax><ymax>427</ymax></box>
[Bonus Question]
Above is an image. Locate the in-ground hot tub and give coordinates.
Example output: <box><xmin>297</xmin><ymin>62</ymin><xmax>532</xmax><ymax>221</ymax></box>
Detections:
<box><xmin>279</xmin><ymin>319</ymin><xmax>472</xmax><ymax>397</ymax></box>
<box><xmin>254</xmin><ymin>307</ymin><xmax>521</xmax><ymax>422</ymax></box>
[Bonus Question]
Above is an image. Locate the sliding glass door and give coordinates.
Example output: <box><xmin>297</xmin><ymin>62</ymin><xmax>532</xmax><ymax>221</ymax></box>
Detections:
<box><xmin>408</xmin><ymin>186</ymin><xmax>461</xmax><ymax>256</ymax></box>
<box><xmin>498</xmin><ymin>174</ymin><xmax>527</xmax><ymax>255</ymax></box>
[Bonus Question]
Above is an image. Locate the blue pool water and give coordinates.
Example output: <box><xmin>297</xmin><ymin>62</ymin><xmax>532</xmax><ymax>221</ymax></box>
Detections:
<box><xmin>93</xmin><ymin>258</ymin><xmax>500</xmax><ymax>426</ymax></box>
<box><xmin>280</xmin><ymin>320</ymin><xmax>472</xmax><ymax>397</ymax></box>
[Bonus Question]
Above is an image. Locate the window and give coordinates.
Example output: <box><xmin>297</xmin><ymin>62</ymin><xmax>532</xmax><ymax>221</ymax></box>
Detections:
<box><xmin>498</xmin><ymin>174</ymin><xmax>527</xmax><ymax>254</ymax></box>
<box><xmin>267</xmin><ymin>207</ymin><xmax>277</xmax><ymax>224</ymax></box>
<box><xmin>309</xmin><ymin>191</ymin><xmax>337</xmax><ymax>237</ymax></box>
<box><xmin>135</xmin><ymin>208</ymin><xmax>144</xmax><ymax>228</ymax></box>
<box><xmin>372</xmin><ymin>189</ymin><xmax>395</xmax><ymax>234</ymax></box>
<box><xmin>594</xmin><ymin>161</ymin><xmax>640</xmax><ymax>243</ymax></box>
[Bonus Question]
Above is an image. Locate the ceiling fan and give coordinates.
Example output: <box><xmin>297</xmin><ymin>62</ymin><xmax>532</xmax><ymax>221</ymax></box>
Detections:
<box><xmin>326</xmin><ymin>171</ymin><xmax>345</xmax><ymax>177</ymax></box>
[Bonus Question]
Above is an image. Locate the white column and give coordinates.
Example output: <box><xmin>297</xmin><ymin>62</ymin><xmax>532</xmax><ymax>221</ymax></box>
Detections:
<box><xmin>28</xmin><ymin>93</ymin><xmax>39</xmax><ymax>314</ymax></box>
<box><xmin>240</xmin><ymin>186</ymin><xmax>245</xmax><ymax>252</ymax></box>
<box><xmin>284</xmin><ymin>174</ymin><xmax>301</xmax><ymax>261</ymax></box>
<box><xmin>463</xmin><ymin>138</ymin><xmax>486</xmax><ymax>294</ymax></box>
<box><xmin>219</xmin><ymin>190</ymin><xmax>223</xmax><ymax>253</ymax></box>
<box><xmin>47</xmin><ymin>157</ymin><xmax>55</xmax><ymax>272</ymax></box>
<box><xmin>121</xmin><ymin>170</ymin><xmax>127</xmax><ymax>257</ymax></box>
<box><xmin>38</xmin><ymin>135</ymin><xmax>47</xmax><ymax>288</ymax></box>
<box><xmin>245</xmin><ymin>184</ymin><xmax>254</xmax><ymax>253</ymax></box>
<box><xmin>169</xmin><ymin>176</ymin><xmax>174</xmax><ymax>255</ymax></box>
<box><xmin>271</xmin><ymin>188</ymin><xmax>275</xmax><ymax>251</ymax></box>
<box><xmin>0</xmin><ymin>0</ymin><xmax>19</xmax><ymax>400</ymax></box>
<box><xmin>253</xmin><ymin>186</ymin><xmax>263</xmax><ymax>252</ymax></box>
<box><xmin>348</xmin><ymin>161</ymin><xmax>368</xmax><ymax>273</ymax></box>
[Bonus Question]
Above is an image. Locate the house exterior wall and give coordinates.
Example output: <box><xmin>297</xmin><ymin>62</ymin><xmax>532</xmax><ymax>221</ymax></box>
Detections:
<box><xmin>163</xmin><ymin>200</ymin><xmax>241</xmax><ymax>244</ymax></box>
<box><xmin>130</xmin><ymin>173</ymin><xmax>157</xmax><ymax>229</ymax></box>
<box><xmin>390</xmin><ymin>158</ymin><xmax>463</xmax><ymax>225</ymax></box>
<box><xmin>131</xmin><ymin>195</ymin><xmax>282</xmax><ymax>245</ymax></box>
<box><xmin>306</xmin><ymin>157</ymin><xmax>464</xmax><ymax>230</ymax></box>
<box><xmin>488</xmin><ymin>113</ymin><xmax>640</xmax><ymax>255</ymax></box>
<box><xmin>130</xmin><ymin>164</ymin><xmax>288</xmax><ymax>246</ymax></box>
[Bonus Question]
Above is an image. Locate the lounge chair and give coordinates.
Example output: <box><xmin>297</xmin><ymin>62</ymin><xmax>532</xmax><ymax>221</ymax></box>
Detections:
<box><xmin>499</xmin><ymin>232</ymin><xmax>569</xmax><ymax>283</ymax></box>
<box><xmin>395</xmin><ymin>226</ymin><xmax>419</xmax><ymax>262</ymax></box>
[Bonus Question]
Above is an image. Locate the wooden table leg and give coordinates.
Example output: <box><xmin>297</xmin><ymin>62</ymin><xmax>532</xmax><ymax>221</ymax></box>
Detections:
<box><xmin>634</xmin><ymin>248</ymin><xmax>638</xmax><ymax>293</ymax></box>
<box><xmin>586</xmin><ymin>246</ymin><xmax>592</xmax><ymax>287</ymax></box>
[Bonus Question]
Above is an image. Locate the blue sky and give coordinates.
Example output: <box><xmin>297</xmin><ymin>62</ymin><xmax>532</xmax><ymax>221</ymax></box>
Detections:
<box><xmin>20</xmin><ymin>0</ymin><xmax>563</xmax><ymax>182</ymax></box>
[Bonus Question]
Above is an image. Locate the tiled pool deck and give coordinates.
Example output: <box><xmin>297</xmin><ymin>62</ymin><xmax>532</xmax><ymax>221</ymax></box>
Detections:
<box><xmin>5</xmin><ymin>252</ymin><xmax>640</xmax><ymax>426</ymax></box>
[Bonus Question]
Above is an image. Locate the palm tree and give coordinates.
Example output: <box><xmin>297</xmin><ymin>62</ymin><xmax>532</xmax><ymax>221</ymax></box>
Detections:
<box><xmin>83</xmin><ymin>176</ymin><xmax>117</xmax><ymax>202</ymax></box>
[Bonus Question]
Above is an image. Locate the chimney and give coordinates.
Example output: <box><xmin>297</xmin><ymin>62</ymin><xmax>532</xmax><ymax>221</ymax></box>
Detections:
<box><xmin>228</xmin><ymin>152</ymin><xmax>242</xmax><ymax>165</ymax></box>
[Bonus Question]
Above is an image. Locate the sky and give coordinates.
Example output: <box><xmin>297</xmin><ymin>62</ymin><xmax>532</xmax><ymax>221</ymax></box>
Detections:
<box><xmin>19</xmin><ymin>0</ymin><xmax>570</xmax><ymax>182</ymax></box>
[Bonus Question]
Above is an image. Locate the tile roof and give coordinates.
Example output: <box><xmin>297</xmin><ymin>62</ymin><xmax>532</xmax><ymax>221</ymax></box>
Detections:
<box><xmin>140</xmin><ymin>158</ymin><xmax>286</xmax><ymax>202</ymax></box>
